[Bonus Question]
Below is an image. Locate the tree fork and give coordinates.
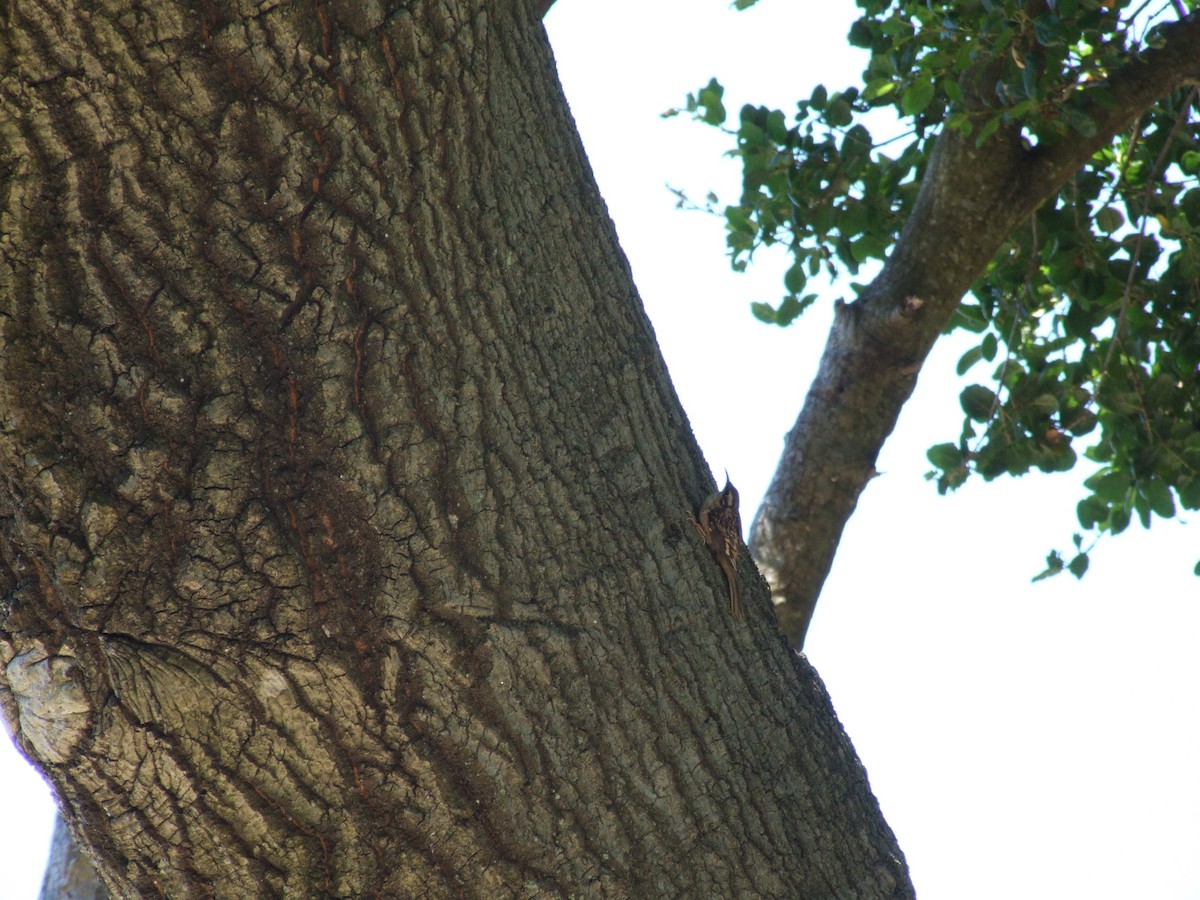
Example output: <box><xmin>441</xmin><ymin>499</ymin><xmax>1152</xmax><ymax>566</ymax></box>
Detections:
<box><xmin>752</xmin><ymin>10</ymin><xmax>1200</xmax><ymax>648</ymax></box>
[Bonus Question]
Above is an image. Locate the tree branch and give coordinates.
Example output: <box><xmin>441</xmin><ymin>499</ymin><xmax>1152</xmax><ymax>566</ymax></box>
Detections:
<box><xmin>751</xmin><ymin>10</ymin><xmax>1200</xmax><ymax>648</ymax></box>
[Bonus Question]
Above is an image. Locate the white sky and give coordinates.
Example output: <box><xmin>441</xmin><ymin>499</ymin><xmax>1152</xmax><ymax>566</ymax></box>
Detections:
<box><xmin>3</xmin><ymin>3</ymin><xmax>1198</xmax><ymax>898</ymax></box>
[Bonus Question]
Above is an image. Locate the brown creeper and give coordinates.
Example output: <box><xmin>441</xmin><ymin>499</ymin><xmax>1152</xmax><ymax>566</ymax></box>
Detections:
<box><xmin>689</xmin><ymin>471</ymin><xmax>744</xmax><ymax>621</ymax></box>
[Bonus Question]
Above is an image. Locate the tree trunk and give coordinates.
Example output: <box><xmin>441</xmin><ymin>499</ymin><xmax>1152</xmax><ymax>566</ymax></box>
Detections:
<box><xmin>39</xmin><ymin>812</ymin><xmax>108</xmax><ymax>900</ymax></box>
<box><xmin>0</xmin><ymin>1</ymin><xmax>911</xmax><ymax>896</ymax></box>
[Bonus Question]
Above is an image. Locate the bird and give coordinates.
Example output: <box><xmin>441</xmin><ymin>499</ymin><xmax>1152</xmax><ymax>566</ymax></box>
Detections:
<box><xmin>689</xmin><ymin>471</ymin><xmax>744</xmax><ymax>621</ymax></box>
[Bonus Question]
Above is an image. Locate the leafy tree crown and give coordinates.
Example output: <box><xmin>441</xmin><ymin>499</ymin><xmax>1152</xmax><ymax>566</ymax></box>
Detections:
<box><xmin>671</xmin><ymin>0</ymin><xmax>1200</xmax><ymax>578</ymax></box>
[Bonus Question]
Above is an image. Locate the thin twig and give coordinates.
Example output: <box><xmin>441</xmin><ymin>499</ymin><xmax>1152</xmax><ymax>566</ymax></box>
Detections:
<box><xmin>1099</xmin><ymin>121</ymin><xmax>1142</xmax><ymax>213</ymax></box>
<box><xmin>1100</xmin><ymin>86</ymin><xmax>1199</xmax><ymax>377</ymax></box>
<box><xmin>971</xmin><ymin>216</ymin><xmax>1036</xmax><ymax>456</ymax></box>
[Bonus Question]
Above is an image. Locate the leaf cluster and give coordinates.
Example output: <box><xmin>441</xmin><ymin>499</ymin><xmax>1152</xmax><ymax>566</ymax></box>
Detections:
<box><xmin>678</xmin><ymin>0</ymin><xmax>1200</xmax><ymax>577</ymax></box>
<box><xmin>934</xmin><ymin>78</ymin><xmax>1200</xmax><ymax>580</ymax></box>
<box><xmin>669</xmin><ymin>75</ymin><xmax>924</xmax><ymax>325</ymax></box>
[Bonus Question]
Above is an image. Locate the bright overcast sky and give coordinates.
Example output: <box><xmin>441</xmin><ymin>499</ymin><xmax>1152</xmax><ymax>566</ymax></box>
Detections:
<box><xmin>3</xmin><ymin>3</ymin><xmax>1199</xmax><ymax>898</ymax></box>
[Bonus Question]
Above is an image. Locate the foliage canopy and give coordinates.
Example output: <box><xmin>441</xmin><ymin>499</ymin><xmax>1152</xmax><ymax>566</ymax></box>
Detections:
<box><xmin>675</xmin><ymin>0</ymin><xmax>1200</xmax><ymax>579</ymax></box>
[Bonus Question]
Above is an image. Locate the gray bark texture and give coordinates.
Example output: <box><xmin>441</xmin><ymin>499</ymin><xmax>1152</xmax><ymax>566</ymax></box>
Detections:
<box><xmin>40</xmin><ymin>813</ymin><xmax>108</xmax><ymax>900</ymax></box>
<box><xmin>0</xmin><ymin>1</ymin><xmax>911</xmax><ymax>896</ymax></box>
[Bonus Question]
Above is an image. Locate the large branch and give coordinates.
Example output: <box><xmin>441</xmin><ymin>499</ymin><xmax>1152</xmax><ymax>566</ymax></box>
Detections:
<box><xmin>752</xmin><ymin>11</ymin><xmax>1200</xmax><ymax>648</ymax></box>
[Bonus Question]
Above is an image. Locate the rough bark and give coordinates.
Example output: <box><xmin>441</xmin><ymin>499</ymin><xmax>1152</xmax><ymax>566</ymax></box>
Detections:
<box><xmin>0</xmin><ymin>1</ymin><xmax>910</xmax><ymax>896</ymax></box>
<box><xmin>751</xmin><ymin>10</ymin><xmax>1200</xmax><ymax>648</ymax></box>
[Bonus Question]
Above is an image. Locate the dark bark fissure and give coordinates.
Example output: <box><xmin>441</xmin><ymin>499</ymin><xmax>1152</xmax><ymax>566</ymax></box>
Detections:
<box><xmin>2</xmin><ymin>1</ymin><xmax>910</xmax><ymax>897</ymax></box>
<box><xmin>754</xmin><ymin>10</ymin><xmax>1200</xmax><ymax>647</ymax></box>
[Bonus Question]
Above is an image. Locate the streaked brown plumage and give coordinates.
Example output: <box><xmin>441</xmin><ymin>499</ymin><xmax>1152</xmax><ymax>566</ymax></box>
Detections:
<box><xmin>689</xmin><ymin>472</ymin><xmax>744</xmax><ymax>621</ymax></box>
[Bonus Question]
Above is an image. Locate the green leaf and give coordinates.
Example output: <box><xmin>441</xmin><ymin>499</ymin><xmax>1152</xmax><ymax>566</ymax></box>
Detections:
<box><xmin>784</xmin><ymin>263</ymin><xmax>807</xmax><ymax>295</ymax></box>
<box><xmin>826</xmin><ymin>99</ymin><xmax>853</xmax><ymax>127</ymax></box>
<box><xmin>927</xmin><ymin>443</ymin><xmax>964</xmax><ymax>470</ymax></box>
<box><xmin>1021</xmin><ymin>56</ymin><xmax>1039</xmax><ymax>100</ymax></box>
<box><xmin>750</xmin><ymin>301</ymin><xmax>776</xmax><ymax>324</ymax></box>
<box><xmin>902</xmin><ymin>77</ymin><xmax>936</xmax><ymax>116</ymax></box>
<box><xmin>766</xmin><ymin>109</ymin><xmax>788</xmax><ymax>144</ymax></box>
<box><xmin>810</xmin><ymin>84</ymin><xmax>828</xmax><ymax>110</ymax></box>
<box><xmin>1067</xmin><ymin>552</ymin><xmax>1089</xmax><ymax>578</ymax></box>
<box><xmin>1144</xmin><ymin>478</ymin><xmax>1176</xmax><ymax>519</ymax></box>
<box><xmin>845</xmin><ymin>122</ymin><xmax>873</xmax><ymax>155</ymax></box>
<box><xmin>1027</xmin><ymin>394</ymin><xmax>1059</xmax><ymax>417</ymax></box>
<box><xmin>1077</xmin><ymin>495</ymin><xmax>1108</xmax><ymax>529</ymax></box>
<box><xmin>701</xmin><ymin>99</ymin><xmax>726</xmax><ymax>125</ymax></box>
<box><xmin>839</xmin><ymin>201</ymin><xmax>869</xmax><ymax>237</ymax></box>
<box><xmin>961</xmin><ymin>384</ymin><xmax>997</xmax><ymax>422</ymax></box>
<box><xmin>791</xmin><ymin>293</ymin><xmax>819</xmax><ymax>323</ymax></box>
<box><xmin>738</xmin><ymin>120</ymin><xmax>765</xmax><ymax>148</ymax></box>
<box><xmin>1134</xmin><ymin>491</ymin><xmax>1151</xmax><ymax>529</ymax></box>
<box><xmin>1062</xmin><ymin>407</ymin><xmax>1098</xmax><ymax>436</ymax></box>
<box><xmin>1034</xmin><ymin>15</ymin><xmax>1066</xmax><ymax>47</ymax></box>
<box><xmin>1033</xmin><ymin>551</ymin><xmax>1064</xmax><ymax>582</ymax></box>
<box><xmin>774</xmin><ymin>295</ymin><xmax>801</xmax><ymax>326</ymax></box>
<box><xmin>957</xmin><ymin>345</ymin><xmax>984</xmax><ymax>375</ymax></box>
<box><xmin>1095</xmin><ymin>206</ymin><xmax>1124</xmax><ymax>234</ymax></box>
<box><xmin>1179</xmin><ymin>476</ymin><xmax>1200</xmax><ymax>511</ymax></box>
<box><xmin>975</xmin><ymin>114</ymin><xmax>1001</xmax><ymax>147</ymax></box>
<box><xmin>725</xmin><ymin>205</ymin><xmax>754</xmax><ymax>237</ymax></box>
<box><xmin>850</xmin><ymin>234</ymin><xmax>886</xmax><ymax>262</ymax></box>
<box><xmin>949</xmin><ymin>302</ymin><xmax>988</xmax><ymax>333</ymax></box>
<box><xmin>1180</xmin><ymin>189</ymin><xmax>1200</xmax><ymax>227</ymax></box>
<box><xmin>946</xmin><ymin>111</ymin><xmax>972</xmax><ymax>135</ymax></box>
<box><xmin>981</xmin><ymin>332</ymin><xmax>998</xmax><ymax>361</ymax></box>
<box><xmin>752</xmin><ymin>294</ymin><xmax>815</xmax><ymax>328</ymax></box>
<box><xmin>697</xmin><ymin>78</ymin><xmax>726</xmax><ymax>125</ymax></box>
<box><xmin>1084</xmin><ymin>469</ymin><xmax>1130</xmax><ymax>503</ymax></box>
<box><xmin>848</xmin><ymin>18</ymin><xmax>875</xmax><ymax>48</ymax></box>
<box><xmin>863</xmin><ymin>79</ymin><xmax>898</xmax><ymax>103</ymax></box>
